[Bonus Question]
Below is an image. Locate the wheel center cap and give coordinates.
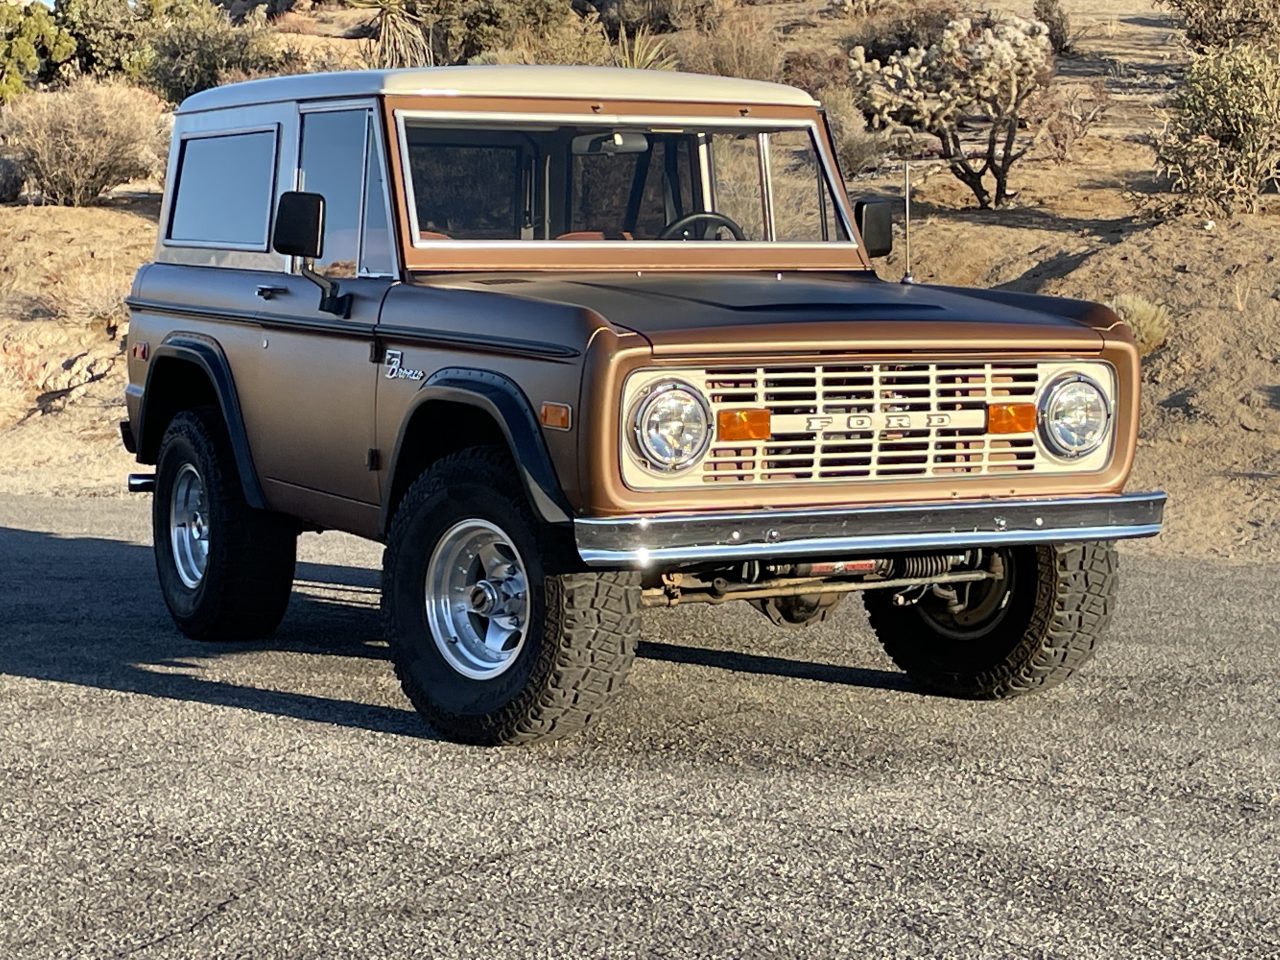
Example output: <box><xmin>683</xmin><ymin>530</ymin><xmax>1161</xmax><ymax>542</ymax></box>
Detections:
<box><xmin>468</xmin><ymin>580</ymin><xmax>501</xmax><ymax>616</ymax></box>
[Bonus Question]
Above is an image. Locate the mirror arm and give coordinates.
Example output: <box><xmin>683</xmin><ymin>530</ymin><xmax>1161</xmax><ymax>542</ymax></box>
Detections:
<box><xmin>299</xmin><ymin>258</ymin><xmax>352</xmax><ymax>319</ymax></box>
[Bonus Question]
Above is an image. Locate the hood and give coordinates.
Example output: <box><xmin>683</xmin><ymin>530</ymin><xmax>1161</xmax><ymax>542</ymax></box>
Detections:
<box><xmin>424</xmin><ymin>272</ymin><xmax>1113</xmax><ymax>356</ymax></box>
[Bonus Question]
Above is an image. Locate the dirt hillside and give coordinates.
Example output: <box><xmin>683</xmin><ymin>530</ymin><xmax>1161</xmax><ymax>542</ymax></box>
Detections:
<box><xmin>0</xmin><ymin>1</ymin><xmax>1276</xmax><ymax>560</ymax></box>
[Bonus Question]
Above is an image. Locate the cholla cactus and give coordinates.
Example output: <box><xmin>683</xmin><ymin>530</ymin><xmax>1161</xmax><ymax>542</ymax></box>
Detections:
<box><xmin>850</xmin><ymin>13</ymin><xmax>1053</xmax><ymax>207</ymax></box>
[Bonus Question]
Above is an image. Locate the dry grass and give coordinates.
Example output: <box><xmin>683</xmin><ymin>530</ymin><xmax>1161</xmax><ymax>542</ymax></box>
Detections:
<box><xmin>36</xmin><ymin>261</ymin><xmax>131</xmax><ymax>340</ymax></box>
<box><xmin>271</xmin><ymin>11</ymin><xmax>320</xmax><ymax>34</ymax></box>
<box><xmin>1109</xmin><ymin>293</ymin><xmax>1172</xmax><ymax>356</ymax></box>
<box><xmin>676</xmin><ymin>9</ymin><xmax>783</xmax><ymax>82</ymax></box>
<box><xmin>819</xmin><ymin>83</ymin><xmax>890</xmax><ymax>176</ymax></box>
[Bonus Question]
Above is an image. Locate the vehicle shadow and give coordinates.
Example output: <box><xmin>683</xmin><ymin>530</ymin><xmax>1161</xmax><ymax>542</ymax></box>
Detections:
<box><xmin>637</xmin><ymin>640</ymin><xmax>912</xmax><ymax>692</ymax></box>
<box><xmin>0</xmin><ymin>526</ymin><xmax>430</xmax><ymax>738</ymax></box>
<box><xmin>0</xmin><ymin>525</ymin><xmax>914</xmax><ymax>735</ymax></box>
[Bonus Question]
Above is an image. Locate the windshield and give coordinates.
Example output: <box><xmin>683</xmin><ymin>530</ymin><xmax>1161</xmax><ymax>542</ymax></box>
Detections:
<box><xmin>401</xmin><ymin>118</ymin><xmax>850</xmax><ymax>245</ymax></box>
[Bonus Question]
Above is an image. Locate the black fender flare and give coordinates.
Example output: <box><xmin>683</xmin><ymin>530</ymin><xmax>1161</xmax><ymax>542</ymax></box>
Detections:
<box><xmin>140</xmin><ymin>335</ymin><xmax>267</xmax><ymax>510</ymax></box>
<box><xmin>381</xmin><ymin>367</ymin><xmax>574</xmax><ymax>535</ymax></box>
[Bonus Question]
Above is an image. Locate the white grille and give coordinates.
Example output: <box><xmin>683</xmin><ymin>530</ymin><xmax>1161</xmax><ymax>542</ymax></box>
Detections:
<box><xmin>621</xmin><ymin>359</ymin><xmax>1116</xmax><ymax>490</ymax></box>
<box><xmin>705</xmin><ymin>360</ymin><xmax>1039</xmax><ymax>483</ymax></box>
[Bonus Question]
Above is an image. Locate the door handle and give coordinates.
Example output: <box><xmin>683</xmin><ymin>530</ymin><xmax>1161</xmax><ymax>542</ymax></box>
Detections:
<box><xmin>255</xmin><ymin>285</ymin><xmax>288</xmax><ymax>301</ymax></box>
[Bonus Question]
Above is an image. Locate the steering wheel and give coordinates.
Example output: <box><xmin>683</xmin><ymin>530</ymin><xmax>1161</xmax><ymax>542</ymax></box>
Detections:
<box><xmin>657</xmin><ymin>212</ymin><xmax>747</xmax><ymax>241</ymax></box>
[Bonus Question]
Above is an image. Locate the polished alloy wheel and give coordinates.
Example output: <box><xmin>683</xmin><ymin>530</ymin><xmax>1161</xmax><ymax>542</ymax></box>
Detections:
<box><xmin>424</xmin><ymin>518</ymin><xmax>530</xmax><ymax>680</ymax></box>
<box><xmin>169</xmin><ymin>462</ymin><xmax>210</xmax><ymax>589</ymax></box>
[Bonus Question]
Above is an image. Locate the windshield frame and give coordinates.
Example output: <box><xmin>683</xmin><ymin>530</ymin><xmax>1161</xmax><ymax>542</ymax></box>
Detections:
<box><xmin>384</xmin><ymin>96</ymin><xmax>868</xmax><ymax>272</ymax></box>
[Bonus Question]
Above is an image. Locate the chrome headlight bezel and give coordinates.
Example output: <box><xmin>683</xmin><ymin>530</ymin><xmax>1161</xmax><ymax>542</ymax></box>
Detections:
<box><xmin>1038</xmin><ymin>373</ymin><xmax>1112</xmax><ymax>460</ymax></box>
<box><xmin>629</xmin><ymin>379</ymin><xmax>713</xmax><ymax>474</ymax></box>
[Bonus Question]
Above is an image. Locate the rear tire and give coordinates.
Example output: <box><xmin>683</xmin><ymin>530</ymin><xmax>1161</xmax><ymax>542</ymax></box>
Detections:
<box><xmin>153</xmin><ymin>407</ymin><xmax>297</xmax><ymax>641</ymax></box>
<box><xmin>382</xmin><ymin>447</ymin><xmax>641</xmax><ymax>745</ymax></box>
<box><xmin>863</xmin><ymin>541</ymin><xmax>1118</xmax><ymax>698</ymax></box>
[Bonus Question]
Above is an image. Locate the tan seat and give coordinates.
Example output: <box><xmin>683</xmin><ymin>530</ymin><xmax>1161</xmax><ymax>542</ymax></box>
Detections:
<box><xmin>554</xmin><ymin>230</ymin><xmax>634</xmax><ymax>241</ymax></box>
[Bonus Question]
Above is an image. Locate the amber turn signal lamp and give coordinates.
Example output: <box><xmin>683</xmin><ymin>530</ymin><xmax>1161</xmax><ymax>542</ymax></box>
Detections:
<box><xmin>988</xmin><ymin>402</ymin><xmax>1037</xmax><ymax>434</ymax></box>
<box><xmin>717</xmin><ymin>408</ymin><xmax>772</xmax><ymax>441</ymax></box>
<box><xmin>539</xmin><ymin>402</ymin><xmax>572</xmax><ymax>431</ymax></box>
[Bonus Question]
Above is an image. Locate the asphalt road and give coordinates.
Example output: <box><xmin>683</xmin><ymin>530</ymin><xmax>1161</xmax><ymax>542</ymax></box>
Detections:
<box><xmin>0</xmin><ymin>495</ymin><xmax>1277</xmax><ymax>960</ymax></box>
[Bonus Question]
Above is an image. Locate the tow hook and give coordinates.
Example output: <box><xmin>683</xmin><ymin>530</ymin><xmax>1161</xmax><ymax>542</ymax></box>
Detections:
<box><xmin>127</xmin><ymin>473</ymin><xmax>156</xmax><ymax>494</ymax></box>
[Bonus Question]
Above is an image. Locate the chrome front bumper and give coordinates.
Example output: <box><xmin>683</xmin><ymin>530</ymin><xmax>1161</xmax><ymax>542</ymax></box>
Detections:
<box><xmin>574</xmin><ymin>492</ymin><xmax>1166</xmax><ymax>568</ymax></box>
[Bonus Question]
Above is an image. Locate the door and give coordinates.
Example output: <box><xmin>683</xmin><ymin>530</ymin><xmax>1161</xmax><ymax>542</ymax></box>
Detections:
<box><xmin>246</xmin><ymin>106</ymin><xmax>398</xmax><ymax>519</ymax></box>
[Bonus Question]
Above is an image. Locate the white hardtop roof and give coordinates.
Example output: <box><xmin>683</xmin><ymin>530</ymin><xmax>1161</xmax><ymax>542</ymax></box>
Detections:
<box><xmin>178</xmin><ymin>65</ymin><xmax>818</xmax><ymax>114</ymax></box>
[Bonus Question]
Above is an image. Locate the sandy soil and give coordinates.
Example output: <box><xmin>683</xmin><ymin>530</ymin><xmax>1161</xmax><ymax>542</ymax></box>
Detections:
<box><xmin>0</xmin><ymin>199</ymin><xmax>156</xmax><ymax>498</ymax></box>
<box><xmin>1</xmin><ymin>0</ymin><xmax>1276</xmax><ymax>559</ymax></box>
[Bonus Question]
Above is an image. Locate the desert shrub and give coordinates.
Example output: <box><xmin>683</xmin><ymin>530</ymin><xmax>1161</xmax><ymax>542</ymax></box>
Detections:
<box><xmin>677</xmin><ymin>9</ymin><xmax>782</xmax><ymax>82</ymax></box>
<box><xmin>826</xmin><ymin>0</ymin><xmax>872</xmax><ymax>20</ymax></box>
<box><xmin>1156</xmin><ymin>42</ymin><xmax>1280</xmax><ymax>215</ymax></box>
<box><xmin>431</xmin><ymin>0</ymin><xmax>562</xmax><ymax>65</ymax></box>
<box><xmin>840</xmin><ymin>0</ymin><xmax>958</xmax><ymax>65</ymax></box>
<box><xmin>1027</xmin><ymin>78</ymin><xmax>1110</xmax><ymax>163</ymax></box>
<box><xmin>38</xmin><ymin>261</ymin><xmax>132</xmax><ymax>339</ymax></box>
<box><xmin>588</xmin><ymin>0</ymin><xmax>735</xmax><ymax>34</ymax></box>
<box><xmin>851</xmin><ymin>13</ymin><xmax>1054</xmax><ymax>208</ymax></box>
<box><xmin>146</xmin><ymin>2</ymin><xmax>297</xmax><ymax>103</ymax></box>
<box><xmin>474</xmin><ymin>12</ymin><xmax>614</xmax><ymax>65</ymax></box>
<box><xmin>218</xmin><ymin>0</ymin><xmax>300</xmax><ymax>18</ymax></box>
<box><xmin>0</xmin><ymin>80</ymin><xmax>169</xmax><ymax>206</ymax></box>
<box><xmin>0</xmin><ymin>4</ymin><xmax>77</xmax><ymax>104</ymax></box>
<box><xmin>55</xmin><ymin>0</ymin><xmax>155</xmax><ymax>80</ymax></box>
<box><xmin>0</xmin><ymin>156</ymin><xmax>22</xmax><ymax>203</ymax></box>
<box><xmin>477</xmin><ymin>14</ymin><xmax>676</xmax><ymax>69</ymax></box>
<box><xmin>271</xmin><ymin>11</ymin><xmax>319</xmax><ymax>34</ymax></box>
<box><xmin>783</xmin><ymin>46</ymin><xmax>850</xmax><ymax>97</ymax></box>
<box><xmin>1160</xmin><ymin>0</ymin><xmax>1280</xmax><ymax>52</ymax></box>
<box><xmin>1110</xmin><ymin>294</ymin><xmax>1171</xmax><ymax>357</ymax></box>
<box><xmin>819</xmin><ymin>83</ymin><xmax>889</xmax><ymax>176</ymax></box>
<box><xmin>354</xmin><ymin>0</ymin><xmax>562</xmax><ymax>66</ymax></box>
<box><xmin>1033</xmin><ymin>0</ymin><xmax>1075</xmax><ymax>56</ymax></box>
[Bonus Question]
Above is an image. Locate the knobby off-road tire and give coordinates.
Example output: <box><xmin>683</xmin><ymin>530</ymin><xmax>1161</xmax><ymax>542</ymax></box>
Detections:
<box><xmin>153</xmin><ymin>406</ymin><xmax>297</xmax><ymax>641</ymax></box>
<box><xmin>382</xmin><ymin>447</ymin><xmax>642</xmax><ymax>746</ymax></box>
<box><xmin>863</xmin><ymin>541</ymin><xmax>1118</xmax><ymax>699</ymax></box>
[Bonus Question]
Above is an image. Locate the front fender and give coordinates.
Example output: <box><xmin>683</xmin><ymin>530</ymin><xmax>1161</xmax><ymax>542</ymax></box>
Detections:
<box><xmin>381</xmin><ymin>368</ymin><xmax>574</xmax><ymax>536</ymax></box>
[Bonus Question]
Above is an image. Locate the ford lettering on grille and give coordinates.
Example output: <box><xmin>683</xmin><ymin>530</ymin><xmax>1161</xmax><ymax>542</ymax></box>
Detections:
<box><xmin>694</xmin><ymin>361</ymin><xmax>1047</xmax><ymax>484</ymax></box>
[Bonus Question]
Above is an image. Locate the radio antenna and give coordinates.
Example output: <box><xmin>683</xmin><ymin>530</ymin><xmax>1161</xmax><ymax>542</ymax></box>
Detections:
<box><xmin>901</xmin><ymin>162</ymin><xmax>915</xmax><ymax>285</ymax></box>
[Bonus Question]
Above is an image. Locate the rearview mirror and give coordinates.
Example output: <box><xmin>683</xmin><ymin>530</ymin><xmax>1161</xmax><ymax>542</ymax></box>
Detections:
<box><xmin>571</xmin><ymin>132</ymin><xmax>650</xmax><ymax>156</ymax></box>
<box><xmin>854</xmin><ymin>199</ymin><xmax>894</xmax><ymax>259</ymax></box>
<box><xmin>272</xmin><ymin>191</ymin><xmax>325</xmax><ymax>260</ymax></box>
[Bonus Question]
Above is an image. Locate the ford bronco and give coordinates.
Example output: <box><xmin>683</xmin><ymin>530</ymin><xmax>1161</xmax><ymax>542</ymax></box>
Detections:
<box><xmin>121</xmin><ymin>66</ymin><xmax>1166</xmax><ymax>745</ymax></box>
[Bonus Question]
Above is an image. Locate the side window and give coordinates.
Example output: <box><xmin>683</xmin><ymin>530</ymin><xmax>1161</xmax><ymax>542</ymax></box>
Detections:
<box><xmin>299</xmin><ymin>110</ymin><xmax>367</xmax><ymax>277</ymax></box>
<box><xmin>360</xmin><ymin>114</ymin><xmax>396</xmax><ymax>276</ymax></box>
<box><xmin>767</xmin><ymin>129</ymin><xmax>847</xmax><ymax>242</ymax></box>
<box><xmin>168</xmin><ymin>130</ymin><xmax>277</xmax><ymax>248</ymax></box>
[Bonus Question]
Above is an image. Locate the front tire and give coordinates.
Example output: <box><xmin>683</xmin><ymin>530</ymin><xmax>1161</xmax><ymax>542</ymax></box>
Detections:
<box><xmin>864</xmin><ymin>541</ymin><xmax>1118</xmax><ymax>698</ymax></box>
<box><xmin>153</xmin><ymin>407</ymin><xmax>297</xmax><ymax>641</ymax></box>
<box><xmin>382</xmin><ymin>447</ymin><xmax>641</xmax><ymax>745</ymax></box>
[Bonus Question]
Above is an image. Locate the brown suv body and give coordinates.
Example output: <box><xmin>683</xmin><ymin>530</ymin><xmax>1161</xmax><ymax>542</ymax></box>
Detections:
<box><xmin>122</xmin><ymin>67</ymin><xmax>1164</xmax><ymax>745</ymax></box>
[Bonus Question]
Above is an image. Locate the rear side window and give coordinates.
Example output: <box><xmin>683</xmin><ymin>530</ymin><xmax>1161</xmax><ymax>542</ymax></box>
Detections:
<box><xmin>167</xmin><ymin>129</ymin><xmax>278</xmax><ymax>248</ymax></box>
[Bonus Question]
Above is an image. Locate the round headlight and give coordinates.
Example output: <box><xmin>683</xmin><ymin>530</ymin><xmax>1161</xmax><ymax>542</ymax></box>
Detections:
<box><xmin>1039</xmin><ymin>374</ymin><xmax>1111</xmax><ymax>458</ymax></box>
<box><xmin>633</xmin><ymin>381</ymin><xmax>711</xmax><ymax>472</ymax></box>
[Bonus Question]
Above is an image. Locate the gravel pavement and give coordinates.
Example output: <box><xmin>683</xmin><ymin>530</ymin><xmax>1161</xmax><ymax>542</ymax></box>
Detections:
<box><xmin>1</xmin><ymin>495</ymin><xmax>1277</xmax><ymax>959</ymax></box>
